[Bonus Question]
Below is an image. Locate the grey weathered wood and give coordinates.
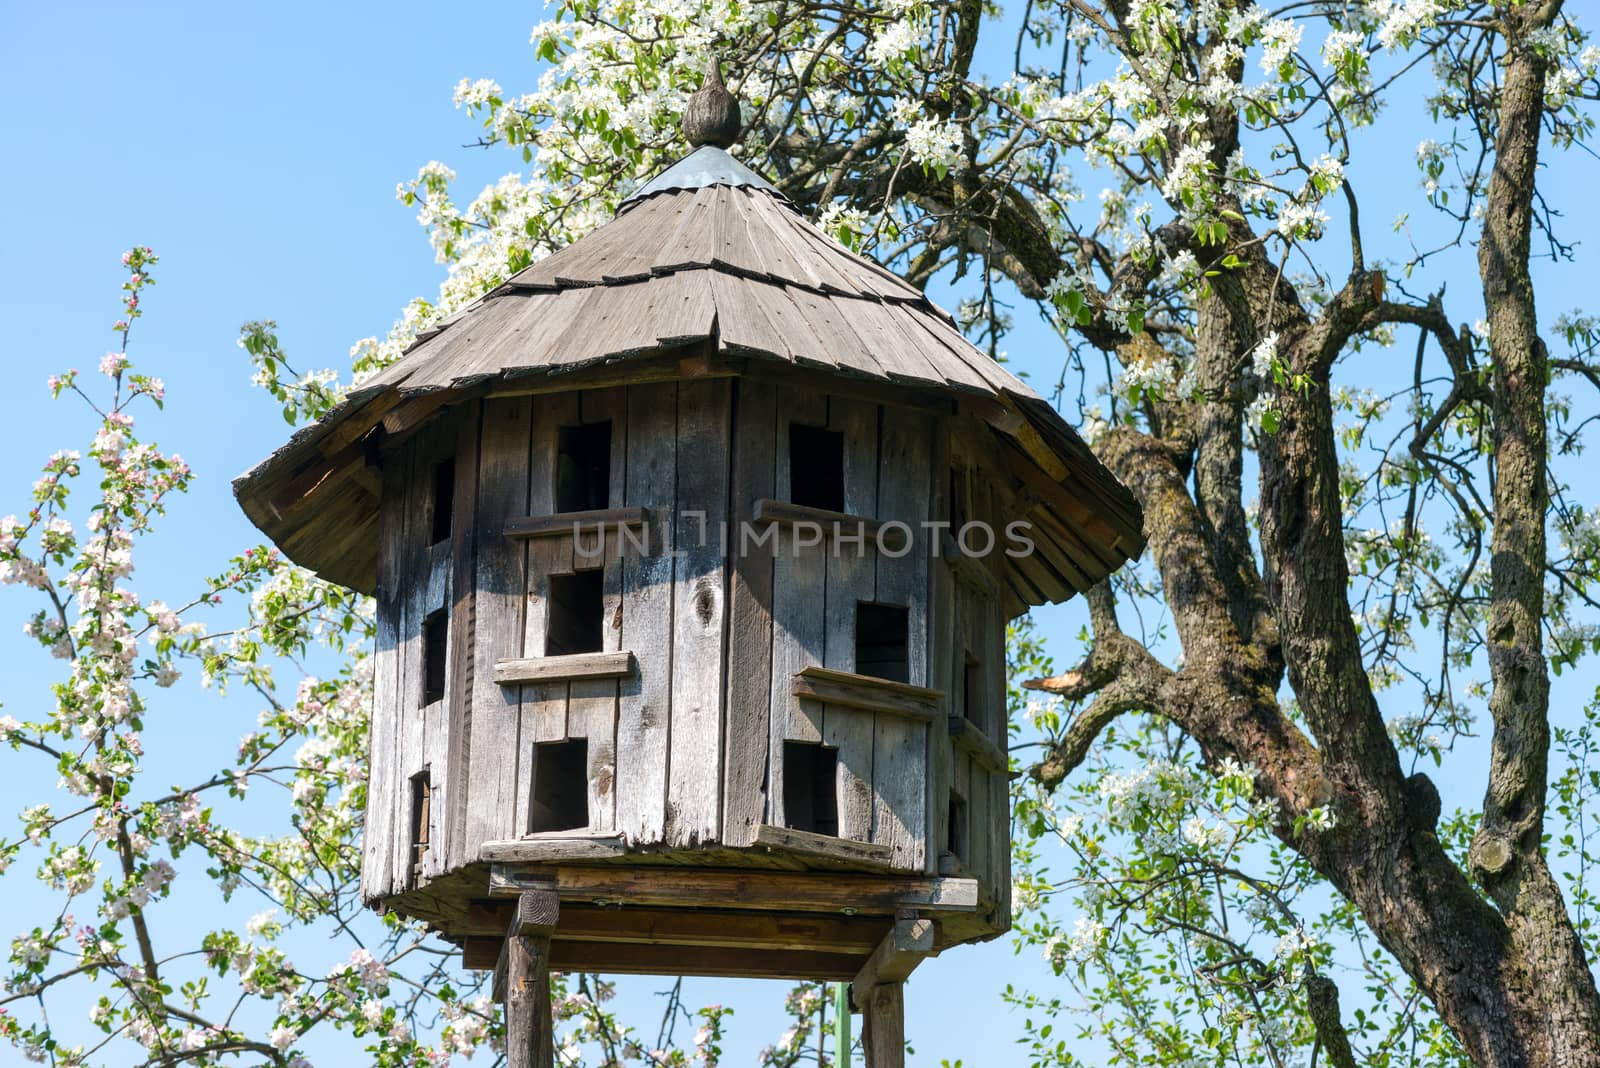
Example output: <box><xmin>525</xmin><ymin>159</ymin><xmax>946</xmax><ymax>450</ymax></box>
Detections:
<box><xmin>871</xmin><ymin>713</ymin><xmax>927</xmax><ymax>870</ymax></box>
<box><xmin>444</xmin><ymin>404</ymin><xmax>482</xmax><ymax>871</ymax></box>
<box><xmin>503</xmin><ymin>506</ymin><xmax>650</xmax><ymax>539</ymax></box>
<box><xmin>850</xmin><ymin>915</ymin><xmax>935</xmax><ymax>1007</ymax></box>
<box><xmin>666</xmin><ymin>378</ymin><xmax>730</xmax><ymax>847</ymax></box>
<box><xmin>925</xmin><ymin>428</ymin><xmax>953</xmax><ymax>875</ymax></box>
<box><xmin>791</xmin><ymin>667</ymin><xmax>943</xmax><ymax>721</ymax></box>
<box><xmin>947</xmin><ymin>716</ymin><xmax>1007</xmax><ymax>774</ymax></box>
<box><xmin>393</xmin><ymin>437</ymin><xmax>432</xmax><ymax>894</ymax></box>
<box><xmin>754</xmin><ymin>824</ymin><xmax>896</xmax><ymax>869</ymax></box>
<box><xmin>721</xmin><ymin>378</ymin><xmax>778</xmax><ymax>846</ymax></box>
<box><xmin>480</xmin><ymin>834</ymin><xmax>628</xmax><ymax>863</ymax></box>
<box><xmin>505</xmin><ymin>890</ymin><xmax>557</xmax><ymax>1068</ymax></box>
<box><xmin>567</xmin><ymin>388</ymin><xmax>627</xmax><ymax>834</ymax></box>
<box><xmin>769</xmin><ymin>392</ymin><xmax>830</xmax><ymax>827</ymax></box>
<box><xmin>463</xmin><ymin>397</ymin><xmax>534</xmax><ymax>856</ymax></box>
<box><xmin>860</xmin><ymin>981</ymin><xmax>907</xmax><ymax>1068</ymax></box>
<box><xmin>493</xmin><ymin>652</ymin><xmax>636</xmax><ymax>684</ymax></box>
<box><xmin>823</xmin><ymin>396</ymin><xmax>879</xmax><ymax>845</ymax></box>
<box><xmin>616</xmin><ymin>382</ymin><xmax>677</xmax><ymax>844</ymax></box>
<box><xmin>361</xmin><ymin>444</ymin><xmax>411</xmax><ymax>902</ymax></box>
<box><xmin>752</xmin><ymin>498</ymin><xmax>887</xmax><ymax>546</ymax></box>
<box><xmin>487</xmin><ymin>864</ymin><xmax>981</xmax><ymax>912</ymax></box>
<box><xmin>517</xmin><ymin>392</ymin><xmax>579</xmax><ymax>834</ymax></box>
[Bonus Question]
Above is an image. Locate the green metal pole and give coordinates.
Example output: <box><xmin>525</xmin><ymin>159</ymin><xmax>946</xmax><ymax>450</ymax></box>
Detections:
<box><xmin>833</xmin><ymin>981</ymin><xmax>852</xmax><ymax>1067</ymax></box>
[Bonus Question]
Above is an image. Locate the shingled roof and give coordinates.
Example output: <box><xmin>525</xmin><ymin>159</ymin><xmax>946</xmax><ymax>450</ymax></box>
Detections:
<box><xmin>234</xmin><ymin>143</ymin><xmax>1144</xmax><ymax>598</ymax></box>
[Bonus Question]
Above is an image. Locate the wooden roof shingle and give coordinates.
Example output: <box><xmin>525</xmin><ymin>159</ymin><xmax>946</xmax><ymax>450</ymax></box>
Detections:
<box><xmin>235</xmin><ymin>146</ymin><xmax>1144</xmax><ymax>597</ymax></box>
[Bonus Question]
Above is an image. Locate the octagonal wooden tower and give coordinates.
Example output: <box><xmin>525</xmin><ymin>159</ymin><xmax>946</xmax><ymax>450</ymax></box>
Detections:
<box><xmin>236</xmin><ymin>73</ymin><xmax>1142</xmax><ymax>1066</ymax></box>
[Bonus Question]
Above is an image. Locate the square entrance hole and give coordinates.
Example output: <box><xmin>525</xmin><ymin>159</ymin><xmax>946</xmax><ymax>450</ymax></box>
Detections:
<box><xmin>947</xmin><ymin>791</ymin><xmax>968</xmax><ymax>863</ymax></box>
<box><xmin>429</xmin><ymin>457</ymin><xmax>455</xmax><ymax>545</ymax></box>
<box><xmin>963</xmin><ymin>652</ymin><xmax>983</xmax><ymax>728</ymax></box>
<box><xmin>421</xmin><ymin>608</ymin><xmax>448</xmax><ymax>705</ymax></box>
<box><xmin>410</xmin><ymin>769</ymin><xmax>432</xmax><ymax>874</ymax></box>
<box><xmin>855</xmin><ymin>602</ymin><xmax>909</xmax><ymax>683</ymax></box>
<box><xmin>783</xmin><ymin>741</ymin><xmax>839</xmax><ymax>837</ymax></box>
<box><xmin>530</xmin><ymin>739</ymin><xmax>589</xmax><ymax>833</ymax></box>
<box><xmin>546</xmin><ymin>569</ymin><xmax>605</xmax><ymax>656</ymax></box>
<box><xmin>788</xmin><ymin>424</ymin><xmax>845</xmax><ymax>513</ymax></box>
<box><xmin>557</xmin><ymin>422</ymin><xmax>612</xmax><ymax>513</ymax></box>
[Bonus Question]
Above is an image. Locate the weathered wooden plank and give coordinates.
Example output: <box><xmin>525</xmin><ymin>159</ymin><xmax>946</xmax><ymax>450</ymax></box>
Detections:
<box><xmin>479</xmin><ymin>834</ymin><xmax>628</xmax><ymax>863</ymax></box>
<box><xmin>948</xmin><ymin>716</ymin><xmax>1007</xmax><ymax>774</ymax></box>
<box><xmin>754</xmin><ymin>824</ymin><xmax>896</xmax><ymax>870</ymax></box>
<box><xmin>721</xmin><ymin>378</ymin><xmax>778</xmax><ymax>846</ymax></box>
<box><xmin>444</xmin><ymin>404</ymin><xmax>482</xmax><ymax>871</ymax></box>
<box><xmin>616</xmin><ymin>382</ymin><xmax>678</xmax><ymax>845</ymax></box>
<box><xmin>791</xmin><ymin>667</ymin><xmax>942</xmax><ymax>721</ymax></box>
<box><xmin>487</xmin><ymin>864</ymin><xmax>981</xmax><ymax>913</ymax></box>
<box><xmin>871</xmin><ymin>713</ymin><xmax>927</xmax><ymax>870</ymax></box>
<box><xmin>460</xmin><ymin>900</ymin><xmax>892</xmax><ymax>951</ymax></box>
<box><xmin>751</xmin><ymin>498</ymin><xmax>887</xmax><ymax>546</ymax></box>
<box><xmin>516</xmin><ymin>394</ymin><xmax>578</xmax><ymax>835</ymax></box>
<box><xmin>861</xmin><ymin>982</ymin><xmax>907</xmax><ymax>1068</ymax></box>
<box><xmin>875</xmin><ymin>405</ymin><xmax>932</xmax><ymax>687</ymax></box>
<box><xmin>505</xmin><ymin>891</ymin><xmax>558</xmax><ymax>1068</ymax></box>
<box><xmin>768</xmin><ymin>391</ymin><xmax>830</xmax><ymax>828</ymax></box>
<box><xmin>493</xmin><ymin>652</ymin><xmax>636</xmax><ymax>684</ymax></box>
<box><xmin>394</xmin><ymin>436</ymin><xmax>436</xmax><ymax>894</ymax></box>
<box><xmin>550</xmin><ymin>941</ymin><xmax>862</xmax><ymax>981</ymax></box>
<box><xmin>463</xmin><ymin>397</ymin><xmax>534</xmax><ymax>856</ymax></box>
<box><xmin>665</xmin><ymin>378</ymin><xmax>730</xmax><ymax>847</ymax></box>
<box><xmin>822</xmin><ymin>397</ymin><xmax>879</xmax><ymax>844</ymax></box>
<box><xmin>360</xmin><ymin>444</ymin><xmax>411</xmax><ymax>903</ymax></box>
<box><xmin>850</xmin><ymin>915</ymin><xmax>935</xmax><ymax>1005</ymax></box>
<box><xmin>503</xmin><ymin>506</ymin><xmax>650</xmax><ymax>540</ymax></box>
<box><xmin>926</xmin><ymin>426</ymin><xmax>953</xmax><ymax>876</ymax></box>
<box><xmin>567</xmin><ymin>388</ymin><xmax>626</xmax><ymax>834</ymax></box>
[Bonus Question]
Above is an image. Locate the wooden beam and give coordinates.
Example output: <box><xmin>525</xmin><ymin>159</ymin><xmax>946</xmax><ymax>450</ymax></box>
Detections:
<box><xmin>493</xmin><ymin>651</ymin><xmax>636</xmax><ymax>685</ymax></box>
<box><xmin>487</xmin><ymin>865</ymin><xmax>980</xmax><ymax>913</ymax></box>
<box><xmin>754</xmin><ymin>824</ymin><xmax>897</xmax><ymax>870</ymax></box>
<box><xmin>459</xmin><ymin>901</ymin><xmax>893</xmax><ymax>950</ymax></box>
<box><xmin>860</xmin><ymin>982</ymin><xmax>907</xmax><ymax>1068</ymax></box>
<box><xmin>503</xmin><ymin>506</ymin><xmax>651</xmax><ymax>540</ymax></box>
<box><xmin>791</xmin><ymin>666</ymin><xmax>944</xmax><ymax>722</ymax></box>
<box><xmin>505</xmin><ymin>890</ymin><xmax>558</xmax><ymax>1068</ymax></box>
<box><xmin>751</xmin><ymin>499</ymin><xmax>908</xmax><ymax>552</ymax></box>
<box><xmin>947</xmin><ymin>717</ymin><xmax>1008</xmax><ymax>774</ymax></box>
<box><xmin>464</xmin><ymin>935</ymin><xmax>867</xmax><ymax>979</ymax></box>
<box><xmin>480</xmin><ymin>834</ymin><xmax>629</xmax><ymax>864</ymax></box>
<box><xmin>850</xmin><ymin>914</ymin><xmax>935</xmax><ymax>1010</ymax></box>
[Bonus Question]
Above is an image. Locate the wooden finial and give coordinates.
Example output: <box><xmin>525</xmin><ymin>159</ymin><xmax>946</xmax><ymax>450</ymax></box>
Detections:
<box><xmin>682</xmin><ymin>55</ymin><xmax>742</xmax><ymax>148</ymax></box>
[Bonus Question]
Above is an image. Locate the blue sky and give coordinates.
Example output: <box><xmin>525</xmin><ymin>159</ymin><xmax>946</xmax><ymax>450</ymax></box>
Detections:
<box><xmin>3</xmin><ymin>2</ymin><xmax>1598</xmax><ymax>1066</ymax></box>
<box><xmin>0</xmin><ymin>4</ymin><xmax>1061</xmax><ymax>1064</ymax></box>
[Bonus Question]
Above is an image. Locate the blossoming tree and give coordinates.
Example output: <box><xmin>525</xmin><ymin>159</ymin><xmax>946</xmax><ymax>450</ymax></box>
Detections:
<box><xmin>7</xmin><ymin>0</ymin><xmax>1600</xmax><ymax>1066</ymax></box>
<box><xmin>344</xmin><ymin>0</ymin><xmax>1598</xmax><ymax>1065</ymax></box>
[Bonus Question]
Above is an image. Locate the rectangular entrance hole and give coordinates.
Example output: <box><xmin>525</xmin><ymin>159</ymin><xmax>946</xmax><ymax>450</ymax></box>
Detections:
<box><xmin>421</xmin><ymin>608</ymin><xmax>448</xmax><ymax>705</ymax></box>
<box><xmin>788</xmin><ymin>424</ymin><xmax>845</xmax><ymax>513</ymax></box>
<box><xmin>409</xmin><ymin>769</ymin><xmax>432</xmax><ymax>875</ymax></box>
<box><xmin>783</xmin><ymin>741</ymin><xmax>839</xmax><ymax>837</ymax></box>
<box><xmin>529</xmin><ymin>739</ymin><xmax>589</xmax><ymax>833</ymax></box>
<box><xmin>855</xmin><ymin>602</ymin><xmax>910</xmax><ymax>683</ymax></box>
<box><xmin>429</xmin><ymin>457</ymin><xmax>455</xmax><ymax>545</ymax></box>
<box><xmin>557</xmin><ymin>422</ymin><xmax>612</xmax><ymax>513</ymax></box>
<box><xmin>546</xmin><ymin>569</ymin><xmax>605</xmax><ymax>656</ymax></box>
<box><xmin>947</xmin><ymin>791</ymin><xmax>968</xmax><ymax>863</ymax></box>
<box><xmin>962</xmin><ymin>652</ymin><xmax>983</xmax><ymax>729</ymax></box>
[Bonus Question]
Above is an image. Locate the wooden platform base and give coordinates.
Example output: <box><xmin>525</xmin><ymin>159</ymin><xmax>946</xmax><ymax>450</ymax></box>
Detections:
<box><xmin>492</xmin><ymin>888</ymin><xmax>925</xmax><ymax>1067</ymax></box>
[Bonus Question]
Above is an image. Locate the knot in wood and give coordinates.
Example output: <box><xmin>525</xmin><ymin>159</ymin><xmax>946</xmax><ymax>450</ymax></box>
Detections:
<box><xmin>682</xmin><ymin>57</ymin><xmax>741</xmax><ymax>148</ymax></box>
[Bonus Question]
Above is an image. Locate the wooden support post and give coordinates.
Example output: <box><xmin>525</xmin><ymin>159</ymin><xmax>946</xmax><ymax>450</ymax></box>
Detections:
<box><xmin>860</xmin><ymin>982</ymin><xmax>906</xmax><ymax>1068</ymax></box>
<box><xmin>505</xmin><ymin>890</ymin><xmax>560</xmax><ymax>1068</ymax></box>
<box><xmin>850</xmin><ymin>911</ymin><xmax>929</xmax><ymax>1068</ymax></box>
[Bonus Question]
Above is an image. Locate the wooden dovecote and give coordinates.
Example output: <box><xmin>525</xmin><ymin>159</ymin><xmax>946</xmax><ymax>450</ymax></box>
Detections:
<box><xmin>235</xmin><ymin>69</ymin><xmax>1143</xmax><ymax>1068</ymax></box>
